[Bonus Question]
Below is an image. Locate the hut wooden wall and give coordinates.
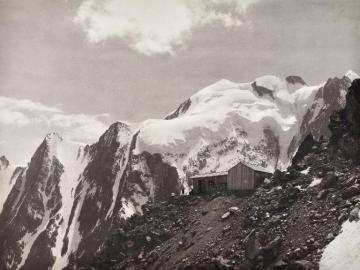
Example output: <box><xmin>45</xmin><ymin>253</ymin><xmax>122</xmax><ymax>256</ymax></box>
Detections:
<box><xmin>227</xmin><ymin>162</ymin><xmax>255</xmax><ymax>190</ymax></box>
<box><xmin>191</xmin><ymin>175</ymin><xmax>227</xmax><ymax>194</ymax></box>
<box><xmin>192</xmin><ymin>177</ymin><xmax>199</xmax><ymax>193</ymax></box>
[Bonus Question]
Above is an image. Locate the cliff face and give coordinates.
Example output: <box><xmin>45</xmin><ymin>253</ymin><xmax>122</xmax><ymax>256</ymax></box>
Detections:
<box><xmin>65</xmin><ymin>124</ymin><xmax>179</xmax><ymax>268</ymax></box>
<box><xmin>0</xmin><ymin>134</ymin><xmax>64</xmax><ymax>270</ymax></box>
<box><xmin>288</xmin><ymin>76</ymin><xmax>351</xmax><ymax>160</ymax></box>
<box><xmin>328</xmin><ymin>78</ymin><xmax>360</xmax><ymax>161</ymax></box>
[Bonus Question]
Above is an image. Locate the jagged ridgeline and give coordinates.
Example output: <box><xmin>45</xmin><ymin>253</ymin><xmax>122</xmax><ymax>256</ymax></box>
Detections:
<box><xmin>0</xmin><ymin>71</ymin><xmax>358</xmax><ymax>270</ymax></box>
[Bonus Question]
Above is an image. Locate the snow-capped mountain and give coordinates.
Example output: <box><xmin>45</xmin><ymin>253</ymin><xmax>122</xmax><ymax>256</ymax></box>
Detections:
<box><xmin>0</xmin><ymin>134</ymin><xmax>90</xmax><ymax>270</ymax></box>
<box><xmin>0</xmin><ymin>71</ymin><xmax>358</xmax><ymax>269</ymax></box>
<box><xmin>136</xmin><ymin>72</ymin><xmax>355</xmax><ymax>186</ymax></box>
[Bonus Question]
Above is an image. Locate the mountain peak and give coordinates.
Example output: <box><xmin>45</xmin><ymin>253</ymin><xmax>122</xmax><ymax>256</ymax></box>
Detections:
<box><xmin>285</xmin><ymin>75</ymin><xmax>307</xmax><ymax>85</ymax></box>
<box><xmin>100</xmin><ymin>121</ymin><xmax>132</xmax><ymax>146</ymax></box>
<box><xmin>0</xmin><ymin>155</ymin><xmax>9</xmax><ymax>170</ymax></box>
<box><xmin>254</xmin><ymin>75</ymin><xmax>284</xmax><ymax>91</ymax></box>
<box><xmin>44</xmin><ymin>132</ymin><xmax>63</xmax><ymax>143</ymax></box>
<box><xmin>345</xmin><ymin>69</ymin><xmax>360</xmax><ymax>82</ymax></box>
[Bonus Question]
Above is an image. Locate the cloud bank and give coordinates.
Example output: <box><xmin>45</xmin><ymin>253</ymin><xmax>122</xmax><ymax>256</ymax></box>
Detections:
<box><xmin>75</xmin><ymin>0</ymin><xmax>259</xmax><ymax>55</ymax></box>
<box><xmin>0</xmin><ymin>96</ymin><xmax>109</xmax><ymax>143</ymax></box>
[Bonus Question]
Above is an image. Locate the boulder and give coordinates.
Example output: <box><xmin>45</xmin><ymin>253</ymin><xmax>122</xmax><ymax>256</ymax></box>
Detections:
<box><xmin>320</xmin><ymin>174</ymin><xmax>338</xmax><ymax>189</ymax></box>
<box><xmin>229</xmin><ymin>207</ymin><xmax>239</xmax><ymax>213</ymax></box>
<box><xmin>243</xmin><ymin>229</ymin><xmax>260</xmax><ymax>260</ymax></box>
<box><xmin>221</xmin><ymin>212</ymin><xmax>231</xmax><ymax>220</ymax></box>
<box><xmin>349</xmin><ymin>207</ymin><xmax>360</xmax><ymax>222</ymax></box>
<box><xmin>342</xmin><ymin>184</ymin><xmax>360</xmax><ymax>199</ymax></box>
<box><xmin>260</xmin><ymin>236</ymin><xmax>282</xmax><ymax>265</ymax></box>
<box><xmin>284</xmin><ymin>260</ymin><xmax>315</xmax><ymax>270</ymax></box>
<box><xmin>317</xmin><ymin>189</ymin><xmax>328</xmax><ymax>200</ymax></box>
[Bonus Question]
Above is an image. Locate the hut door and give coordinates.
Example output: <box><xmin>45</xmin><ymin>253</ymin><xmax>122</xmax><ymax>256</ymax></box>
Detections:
<box><xmin>198</xmin><ymin>179</ymin><xmax>204</xmax><ymax>193</ymax></box>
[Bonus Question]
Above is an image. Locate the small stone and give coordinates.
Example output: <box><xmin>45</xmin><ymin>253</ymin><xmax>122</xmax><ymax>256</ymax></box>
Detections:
<box><xmin>146</xmin><ymin>236</ymin><xmax>151</xmax><ymax>242</ymax></box>
<box><xmin>326</xmin><ymin>233</ymin><xmax>335</xmax><ymax>240</ymax></box>
<box><xmin>221</xmin><ymin>212</ymin><xmax>231</xmax><ymax>220</ymax></box>
<box><xmin>342</xmin><ymin>185</ymin><xmax>360</xmax><ymax>199</ymax></box>
<box><xmin>349</xmin><ymin>207</ymin><xmax>360</xmax><ymax>222</ymax></box>
<box><xmin>229</xmin><ymin>206</ymin><xmax>239</xmax><ymax>213</ymax></box>
<box><xmin>317</xmin><ymin>189</ymin><xmax>328</xmax><ymax>200</ymax></box>
<box><xmin>269</xmin><ymin>215</ymin><xmax>282</xmax><ymax>225</ymax></box>
<box><xmin>138</xmin><ymin>251</ymin><xmax>144</xmax><ymax>259</ymax></box>
<box><xmin>338</xmin><ymin>212</ymin><xmax>348</xmax><ymax>224</ymax></box>
<box><xmin>288</xmin><ymin>260</ymin><xmax>315</xmax><ymax>269</ymax></box>
<box><xmin>320</xmin><ymin>174</ymin><xmax>338</xmax><ymax>189</ymax></box>
<box><xmin>223</xmin><ymin>225</ymin><xmax>231</xmax><ymax>232</ymax></box>
<box><xmin>273</xmin><ymin>259</ymin><xmax>288</xmax><ymax>269</ymax></box>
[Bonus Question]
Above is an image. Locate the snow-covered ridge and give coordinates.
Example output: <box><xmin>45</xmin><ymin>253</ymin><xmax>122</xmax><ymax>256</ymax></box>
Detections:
<box><xmin>345</xmin><ymin>69</ymin><xmax>360</xmax><ymax>82</ymax></box>
<box><xmin>320</xmin><ymin>218</ymin><xmax>360</xmax><ymax>270</ymax></box>
<box><xmin>135</xmin><ymin>74</ymin><xmax>329</xmax><ymax>181</ymax></box>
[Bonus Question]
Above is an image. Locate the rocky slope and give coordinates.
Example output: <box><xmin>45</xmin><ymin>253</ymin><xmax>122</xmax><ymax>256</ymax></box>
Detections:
<box><xmin>0</xmin><ymin>72</ymin><xmax>358</xmax><ymax>269</ymax></box>
<box><xmin>0</xmin><ymin>124</ymin><xmax>179</xmax><ymax>270</ymax></box>
<box><xmin>87</xmin><ymin>78</ymin><xmax>360</xmax><ymax>270</ymax></box>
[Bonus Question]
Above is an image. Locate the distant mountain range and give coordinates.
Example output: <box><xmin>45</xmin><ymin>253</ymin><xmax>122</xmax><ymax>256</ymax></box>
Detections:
<box><xmin>0</xmin><ymin>70</ymin><xmax>358</xmax><ymax>270</ymax></box>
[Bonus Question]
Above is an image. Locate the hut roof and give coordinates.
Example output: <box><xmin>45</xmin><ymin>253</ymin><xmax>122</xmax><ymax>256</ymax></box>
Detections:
<box><xmin>190</xmin><ymin>171</ymin><xmax>228</xmax><ymax>179</ymax></box>
<box><xmin>189</xmin><ymin>160</ymin><xmax>272</xmax><ymax>179</ymax></box>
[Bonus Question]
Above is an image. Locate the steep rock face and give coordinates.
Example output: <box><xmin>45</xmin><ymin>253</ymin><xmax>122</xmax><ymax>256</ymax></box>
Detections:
<box><xmin>64</xmin><ymin>123</ymin><xmax>179</xmax><ymax>268</ymax></box>
<box><xmin>165</xmin><ymin>98</ymin><xmax>191</xmax><ymax>120</ymax></box>
<box><xmin>0</xmin><ymin>134</ymin><xmax>90</xmax><ymax>270</ymax></box>
<box><xmin>0</xmin><ymin>123</ymin><xmax>180</xmax><ymax>270</ymax></box>
<box><xmin>288</xmin><ymin>76</ymin><xmax>352</xmax><ymax>161</ymax></box>
<box><xmin>0</xmin><ymin>134</ymin><xmax>64</xmax><ymax>270</ymax></box>
<box><xmin>285</xmin><ymin>75</ymin><xmax>307</xmax><ymax>86</ymax></box>
<box><xmin>61</xmin><ymin>122</ymin><xmax>133</xmax><ymax>268</ymax></box>
<box><xmin>320</xmin><ymin>78</ymin><xmax>360</xmax><ymax>269</ymax></box>
<box><xmin>0</xmin><ymin>156</ymin><xmax>24</xmax><ymax>214</ymax></box>
<box><xmin>328</xmin><ymin>78</ymin><xmax>360</xmax><ymax>161</ymax></box>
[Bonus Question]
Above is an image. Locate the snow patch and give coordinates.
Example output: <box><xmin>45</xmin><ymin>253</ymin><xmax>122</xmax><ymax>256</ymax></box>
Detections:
<box><xmin>345</xmin><ymin>70</ymin><xmax>360</xmax><ymax>82</ymax></box>
<box><xmin>309</xmin><ymin>177</ymin><xmax>322</xmax><ymax>187</ymax></box>
<box><xmin>300</xmin><ymin>167</ymin><xmax>310</xmax><ymax>175</ymax></box>
<box><xmin>52</xmin><ymin>140</ymin><xmax>90</xmax><ymax>270</ymax></box>
<box><xmin>119</xmin><ymin>198</ymin><xmax>137</xmax><ymax>219</ymax></box>
<box><xmin>254</xmin><ymin>75</ymin><xmax>285</xmax><ymax>91</ymax></box>
<box><xmin>320</xmin><ymin>219</ymin><xmax>360</xmax><ymax>270</ymax></box>
<box><xmin>105</xmin><ymin>126</ymin><xmax>134</xmax><ymax>219</ymax></box>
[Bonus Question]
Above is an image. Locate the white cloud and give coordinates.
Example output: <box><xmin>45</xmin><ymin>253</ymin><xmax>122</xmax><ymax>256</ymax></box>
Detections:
<box><xmin>75</xmin><ymin>0</ymin><xmax>259</xmax><ymax>55</ymax></box>
<box><xmin>46</xmin><ymin>113</ymin><xmax>110</xmax><ymax>142</ymax></box>
<box><xmin>0</xmin><ymin>96</ymin><xmax>109</xmax><ymax>143</ymax></box>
